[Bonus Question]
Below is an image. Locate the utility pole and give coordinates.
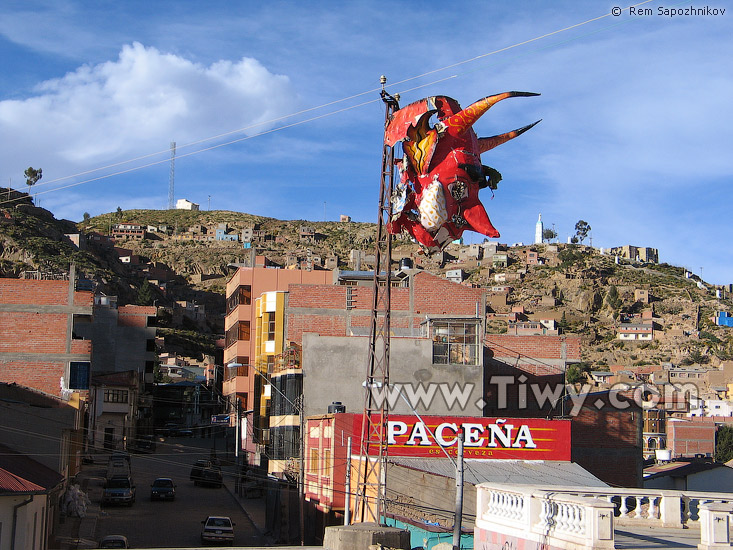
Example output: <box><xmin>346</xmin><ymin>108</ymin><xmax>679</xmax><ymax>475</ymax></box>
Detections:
<box><xmin>354</xmin><ymin>77</ymin><xmax>399</xmax><ymax>524</ymax></box>
<box><xmin>168</xmin><ymin>141</ymin><xmax>176</xmax><ymax>209</ymax></box>
<box><xmin>452</xmin><ymin>429</ymin><xmax>465</xmax><ymax>550</ymax></box>
<box><xmin>345</xmin><ymin>437</ymin><xmax>352</xmax><ymax>525</ymax></box>
<box><xmin>298</xmin><ymin>394</ymin><xmax>305</xmax><ymax>545</ymax></box>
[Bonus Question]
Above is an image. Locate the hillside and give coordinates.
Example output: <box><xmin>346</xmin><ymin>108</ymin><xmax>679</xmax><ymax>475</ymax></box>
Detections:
<box><xmin>0</xmin><ymin>195</ymin><xmax>731</xmax><ymax>373</ymax></box>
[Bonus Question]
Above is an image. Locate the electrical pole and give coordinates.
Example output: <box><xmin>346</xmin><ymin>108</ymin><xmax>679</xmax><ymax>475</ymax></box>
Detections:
<box><xmin>345</xmin><ymin>437</ymin><xmax>352</xmax><ymax>525</ymax></box>
<box><xmin>452</xmin><ymin>429</ymin><xmax>465</xmax><ymax>550</ymax></box>
<box><xmin>298</xmin><ymin>394</ymin><xmax>305</xmax><ymax>545</ymax></box>
<box><xmin>354</xmin><ymin>77</ymin><xmax>399</xmax><ymax>524</ymax></box>
<box><xmin>168</xmin><ymin>141</ymin><xmax>176</xmax><ymax>209</ymax></box>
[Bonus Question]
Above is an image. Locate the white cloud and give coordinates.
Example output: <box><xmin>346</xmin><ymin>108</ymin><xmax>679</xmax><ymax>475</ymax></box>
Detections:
<box><xmin>0</xmin><ymin>42</ymin><xmax>298</xmax><ymax>172</ymax></box>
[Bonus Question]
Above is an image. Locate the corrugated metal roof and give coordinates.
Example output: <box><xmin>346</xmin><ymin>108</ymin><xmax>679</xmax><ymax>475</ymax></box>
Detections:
<box><xmin>0</xmin><ymin>467</ymin><xmax>45</xmax><ymax>493</ymax></box>
<box><xmin>387</xmin><ymin>457</ymin><xmax>608</xmax><ymax>487</ymax></box>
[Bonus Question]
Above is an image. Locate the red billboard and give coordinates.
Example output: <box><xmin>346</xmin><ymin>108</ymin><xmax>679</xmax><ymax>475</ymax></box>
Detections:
<box><xmin>355</xmin><ymin>415</ymin><xmax>571</xmax><ymax>461</ymax></box>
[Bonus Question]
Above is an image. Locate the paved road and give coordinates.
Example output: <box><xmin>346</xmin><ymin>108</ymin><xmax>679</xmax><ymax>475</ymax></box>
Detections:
<box><xmin>94</xmin><ymin>436</ymin><xmax>262</xmax><ymax>548</ymax></box>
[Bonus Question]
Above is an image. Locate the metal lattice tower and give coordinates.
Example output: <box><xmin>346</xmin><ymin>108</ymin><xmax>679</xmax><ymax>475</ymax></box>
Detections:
<box><xmin>354</xmin><ymin>80</ymin><xmax>399</xmax><ymax>524</ymax></box>
<box><xmin>168</xmin><ymin>141</ymin><xmax>176</xmax><ymax>209</ymax></box>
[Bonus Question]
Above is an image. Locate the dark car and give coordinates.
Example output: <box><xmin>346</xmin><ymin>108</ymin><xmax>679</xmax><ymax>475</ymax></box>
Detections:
<box><xmin>150</xmin><ymin>477</ymin><xmax>176</xmax><ymax>500</ymax></box>
<box><xmin>199</xmin><ymin>466</ymin><xmax>223</xmax><ymax>488</ymax></box>
<box><xmin>132</xmin><ymin>435</ymin><xmax>156</xmax><ymax>453</ymax></box>
<box><xmin>102</xmin><ymin>476</ymin><xmax>136</xmax><ymax>506</ymax></box>
<box><xmin>190</xmin><ymin>459</ymin><xmax>210</xmax><ymax>484</ymax></box>
<box><xmin>98</xmin><ymin>535</ymin><xmax>129</xmax><ymax>549</ymax></box>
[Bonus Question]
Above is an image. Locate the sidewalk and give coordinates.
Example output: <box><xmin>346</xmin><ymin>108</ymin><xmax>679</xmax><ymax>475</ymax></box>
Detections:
<box><xmin>54</xmin><ymin>458</ymin><xmax>106</xmax><ymax>549</ymax></box>
<box><xmin>221</xmin><ymin>463</ymin><xmax>273</xmax><ymax>545</ymax></box>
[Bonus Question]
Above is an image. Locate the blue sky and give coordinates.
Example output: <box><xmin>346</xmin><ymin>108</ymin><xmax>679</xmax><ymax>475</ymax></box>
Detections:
<box><xmin>0</xmin><ymin>1</ymin><xmax>730</xmax><ymax>283</ymax></box>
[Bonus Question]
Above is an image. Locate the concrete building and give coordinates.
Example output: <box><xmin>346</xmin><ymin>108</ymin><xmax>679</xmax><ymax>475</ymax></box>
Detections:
<box><xmin>0</xmin><ymin>384</ymin><xmax>82</xmax><ymax>479</ymax></box>
<box><xmin>74</xmin><ymin>297</ymin><xmax>156</xmax><ymax>382</ymax></box>
<box><xmin>304</xmin><ymin>412</ymin><xmax>608</xmax><ymax>546</ymax></box>
<box><xmin>175</xmin><ymin>198</ymin><xmax>199</xmax><ymax>210</ymax></box>
<box><xmin>223</xmin><ymin>266</ymin><xmax>334</xmax><ymax>464</ymax></box>
<box><xmin>110</xmin><ymin>223</ymin><xmax>145</xmax><ymax>240</ymax></box>
<box><xmin>610</xmin><ymin>245</ymin><xmax>659</xmax><ymax>263</ymax></box>
<box><xmin>644</xmin><ymin>459</ymin><xmax>733</xmax><ymax>491</ymax></box>
<box><xmin>88</xmin><ymin>370</ymin><xmax>140</xmax><ymax>450</ymax></box>
<box><xmin>0</xmin><ymin>444</ymin><xmax>65</xmax><ymax>550</ymax></box>
<box><xmin>275</xmin><ymin>271</ymin><xmax>484</xmax><ymax>472</ymax></box>
<box><xmin>534</xmin><ymin>213</ymin><xmax>543</xmax><ymax>244</ymax></box>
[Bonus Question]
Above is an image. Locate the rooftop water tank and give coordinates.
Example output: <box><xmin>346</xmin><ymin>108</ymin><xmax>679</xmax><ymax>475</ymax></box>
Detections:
<box><xmin>328</xmin><ymin>401</ymin><xmax>346</xmax><ymax>414</ymax></box>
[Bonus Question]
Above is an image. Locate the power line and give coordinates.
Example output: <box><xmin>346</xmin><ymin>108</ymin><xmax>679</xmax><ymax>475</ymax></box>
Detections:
<box><xmin>0</xmin><ymin>1</ymin><xmax>654</xmax><ymax>208</ymax></box>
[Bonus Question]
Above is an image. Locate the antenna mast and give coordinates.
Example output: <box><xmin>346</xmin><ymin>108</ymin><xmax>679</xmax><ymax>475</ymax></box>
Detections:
<box><xmin>354</xmin><ymin>76</ymin><xmax>399</xmax><ymax>524</ymax></box>
<box><xmin>168</xmin><ymin>141</ymin><xmax>176</xmax><ymax>209</ymax></box>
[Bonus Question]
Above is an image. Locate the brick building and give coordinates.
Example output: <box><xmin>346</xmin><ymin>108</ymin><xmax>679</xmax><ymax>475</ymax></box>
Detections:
<box><xmin>0</xmin><ymin>270</ymin><xmax>93</xmax><ymax>399</ymax></box>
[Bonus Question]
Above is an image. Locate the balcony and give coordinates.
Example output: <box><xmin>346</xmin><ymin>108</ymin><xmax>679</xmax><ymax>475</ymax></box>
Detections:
<box><xmin>476</xmin><ymin>482</ymin><xmax>733</xmax><ymax>549</ymax></box>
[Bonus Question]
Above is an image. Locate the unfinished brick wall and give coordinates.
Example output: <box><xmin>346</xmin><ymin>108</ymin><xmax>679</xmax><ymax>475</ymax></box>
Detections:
<box><xmin>572</xmin><ymin>395</ymin><xmax>643</xmax><ymax>488</ymax></box>
<box><xmin>0</xmin><ymin>278</ymin><xmax>92</xmax><ymax>398</ymax></box>
<box><xmin>485</xmin><ymin>334</ymin><xmax>582</xmax><ymax>376</ymax></box>
<box><xmin>118</xmin><ymin>305</ymin><xmax>156</xmax><ymax>327</ymax></box>
<box><xmin>287</xmin><ymin>272</ymin><xmax>486</xmax><ymax>345</ymax></box>
<box><xmin>668</xmin><ymin>421</ymin><xmax>716</xmax><ymax>457</ymax></box>
<box><xmin>411</xmin><ymin>272</ymin><xmax>484</xmax><ymax>314</ymax></box>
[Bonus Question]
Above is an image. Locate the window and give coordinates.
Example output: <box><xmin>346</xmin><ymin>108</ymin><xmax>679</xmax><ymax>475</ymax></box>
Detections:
<box><xmin>225</xmin><ymin>321</ymin><xmax>250</xmax><ymax>347</ymax></box>
<box><xmin>324</xmin><ymin>449</ymin><xmax>332</xmax><ymax>472</ymax></box>
<box><xmin>226</xmin><ymin>285</ymin><xmax>252</xmax><ymax>313</ymax></box>
<box><xmin>264</xmin><ymin>312</ymin><xmax>276</xmax><ymax>341</ymax></box>
<box><xmin>68</xmin><ymin>362</ymin><xmax>90</xmax><ymax>390</ymax></box>
<box><xmin>430</xmin><ymin>320</ymin><xmax>481</xmax><ymax>365</ymax></box>
<box><xmin>239</xmin><ymin>321</ymin><xmax>250</xmax><ymax>340</ymax></box>
<box><xmin>104</xmin><ymin>389</ymin><xmax>129</xmax><ymax>403</ymax></box>
<box><xmin>310</xmin><ymin>449</ymin><xmax>319</xmax><ymax>473</ymax></box>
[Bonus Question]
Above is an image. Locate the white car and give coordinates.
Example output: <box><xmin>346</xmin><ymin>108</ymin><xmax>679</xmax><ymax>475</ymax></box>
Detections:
<box><xmin>200</xmin><ymin>516</ymin><xmax>235</xmax><ymax>545</ymax></box>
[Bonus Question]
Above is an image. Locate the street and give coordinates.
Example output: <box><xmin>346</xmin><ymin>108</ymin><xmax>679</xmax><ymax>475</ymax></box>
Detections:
<box><xmin>92</xmin><ymin>436</ymin><xmax>263</xmax><ymax>548</ymax></box>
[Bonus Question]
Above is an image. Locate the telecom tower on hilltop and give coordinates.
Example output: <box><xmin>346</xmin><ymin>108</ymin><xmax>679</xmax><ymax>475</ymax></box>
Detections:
<box><xmin>535</xmin><ymin>213</ymin><xmax>543</xmax><ymax>244</ymax></box>
<box><xmin>168</xmin><ymin>141</ymin><xmax>176</xmax><ymax>209</ymax></box>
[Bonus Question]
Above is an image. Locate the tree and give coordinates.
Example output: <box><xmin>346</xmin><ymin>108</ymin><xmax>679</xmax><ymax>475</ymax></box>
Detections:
<box><xmin>716</xmin><ymin>425</ymin><xmax>733</xmax><ymax>463</ymax></box>
<box><xmin>24</xmin><ymin>167</ymin><xmax>42</xmax><ymax>191</ymax></box>
<box><xmin>116</xmin><ymin>206</ymin><xmax>123</xmax><ymax>220</ymax></box>
<box><xmin>82</xmin><ymin>212</ymin><xmax>91</xmax><ymax>222</ymax></box>
<box><xmin>565</xmin><ymin>363</ymin><xmax>585</xmax><ymax>385</ymax></box>
<box><xmin>574</xmin><ymin>220</ymin><xmax>591</xmax><ymax>244</ymax></box>
<box><xmin>136</xmin><ymin>279</ymin><xmax>154</xmax><ymax>306</ymax></box>
<box><xmin>542</xmin><ymin>228</ymin><xmax>557</xmax><ymax>242</ymax></box>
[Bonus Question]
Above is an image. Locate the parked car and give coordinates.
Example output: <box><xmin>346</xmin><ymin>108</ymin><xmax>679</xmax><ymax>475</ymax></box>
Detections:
<box><xmin>150</xmin><ymin>477</ymin><xmax>176</xmax><ymax>500</ymax></box>
<box><xmin>102</xmin><ymin>476</ymin><xmax>136</xmax><ymax>506</ymax></box>
<box><xmin>200</xmin><ymin>516</ymin><xmax>234</xmax><ymax>545</ymax></box>
<box><xmin>190</xmin><ymin>459</ymin><xmax>210</xmax><ymax>483</ymax></box>
<box><xmin>131</xmin><ymin>435</ymin><xmax>156</xmax><ymax>453</ymax></box>
<box><xmin>98</xmin><ymin>535</ymin><xmax>129</xmax><ymax>549</ymax></box>
<box><xmin>199</xmin><ymin>466</ymin><xmax>223</xmax><ymax>488</ymax></box>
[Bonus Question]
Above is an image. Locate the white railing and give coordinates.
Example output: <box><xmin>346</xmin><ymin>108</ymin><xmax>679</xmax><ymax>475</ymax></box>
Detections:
<box><xmin>545</xmin><ymin>487</ymin><xmax>733</xmax><ymax>527</ymax></box>
<box><xmin>476</xmin><ymin>484</ymin><xmax>614</xmax><ymax>550</ymax></box>
<box><xmin>476</xmin><ymin>483</ymin><xmax>733</xmax><ymax>550</ymax></box>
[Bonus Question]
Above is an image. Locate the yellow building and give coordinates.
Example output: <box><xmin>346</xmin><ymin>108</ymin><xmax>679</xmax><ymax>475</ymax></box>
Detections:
<box><xmin>253</xmin><ymin>291</ymin><xmax>287</xmax><ymax>448</ymax></box>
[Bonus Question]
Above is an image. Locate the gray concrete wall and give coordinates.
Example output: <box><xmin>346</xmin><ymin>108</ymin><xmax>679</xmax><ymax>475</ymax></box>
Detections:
<box><xmin>303</xmin><ymin>333</ymin><xmax>484</xmax><ymax>418</ymax></box>
<box><xmin>0</xmin><ymin>400</ymin><xmax>76</xmax><ymax>475</ymax></box>
<box><xmin>75</xmin><ymin>305</ymin><xmax>155</xmax><ymax>375</ymax></box>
